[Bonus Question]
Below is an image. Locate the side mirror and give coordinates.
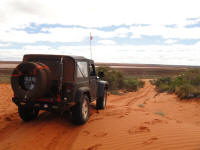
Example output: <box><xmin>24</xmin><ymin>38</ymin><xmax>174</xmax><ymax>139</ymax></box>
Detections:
<box><xmin>98</xmin><ymin>71</ymin><xmax>104</xmax><ymax>79</ymax></box>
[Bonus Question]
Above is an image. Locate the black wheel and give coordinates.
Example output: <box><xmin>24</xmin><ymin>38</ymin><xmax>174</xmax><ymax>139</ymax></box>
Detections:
<box><xmin>11</xmin><ymin>62</ymin><xmax>48</xmax><ymax>99</ymax></box>
<box><xmin>96</xmin><ymin>89</ymin><xmax>107</xmax><ymax>110</ymax></box>
<box><xmin>18</xmin><ymin>106</ymin><xmax>39</xmax><ymax>122</ymax></box>
<box><xmin>72</xmin><ymin>94</ymin><xmax>90</xmax><ymax>125</ymax></box>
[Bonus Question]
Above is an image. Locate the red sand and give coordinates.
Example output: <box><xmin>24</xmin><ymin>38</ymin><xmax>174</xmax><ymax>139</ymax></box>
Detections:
<box><xmin>1</xmin><ymin>80</ymin><xmax>200</xmax><ymax>150</ymax></box>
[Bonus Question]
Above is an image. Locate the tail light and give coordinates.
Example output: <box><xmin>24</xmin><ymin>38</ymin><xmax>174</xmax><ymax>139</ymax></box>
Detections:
<box><xmin>66</xmin><ymin>84</ymin><xmax>72</xmax><ymax>93</ymax></box>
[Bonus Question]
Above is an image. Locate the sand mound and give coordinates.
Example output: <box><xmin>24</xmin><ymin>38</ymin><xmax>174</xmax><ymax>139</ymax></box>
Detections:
<box><xmin>1</xmin><ymin>81</ymin><xmax>200</xmax><ymax>150</ymax></box>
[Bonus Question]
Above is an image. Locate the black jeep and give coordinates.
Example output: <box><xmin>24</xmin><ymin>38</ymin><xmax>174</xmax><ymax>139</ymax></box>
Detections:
<box><xmin>11</xmin><ymin>54</ymin><xmax>108</xmax><ymax>124</ymax></box>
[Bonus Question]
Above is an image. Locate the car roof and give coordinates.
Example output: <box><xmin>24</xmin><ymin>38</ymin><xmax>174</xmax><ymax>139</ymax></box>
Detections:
<box><xmin>24</xmin><ymin>54</ymin><xmax>92</xmax><ymax>62</ymax></box>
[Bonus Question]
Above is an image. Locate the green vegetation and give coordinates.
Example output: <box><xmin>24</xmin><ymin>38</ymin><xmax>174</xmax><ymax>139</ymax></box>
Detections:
<box><xmin>0</xmin><ymin>76</ymin><xmax>10</xmax><ymax>84</ymax></box>
<box><xmin>110</xmin><ymin>90</ymin><xmax>121</xmax><ymax>95</ymax></box>
<box><xmin>155</xmin><ymin>111</ymin><xmax>165</xmax><ymax>116</ymax></box>
<box><xmin>0</xmin><ymin>68</ymin><xmax>12</xmax><ymax>84</ymax></box>
<box><xmin>152</xmin><ymin>69</ymin><xmax>200</xmax><ymax>99</ymax></box>
<box><xmin>138</xmin><ymin>104</ymin><xmax>144</xmax><ymax>108</ymax></box>
<box><xmin>96</xmin><ymin>66</ymin><xmax>145</xmax><ymax>93</ymax></box>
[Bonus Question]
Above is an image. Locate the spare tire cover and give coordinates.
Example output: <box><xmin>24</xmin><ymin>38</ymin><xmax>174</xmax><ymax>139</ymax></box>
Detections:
<box><xmin>11</xmin><ymin>62</ymin><xmax>48</xmax><ymax>99</ymax></box>
<box><xmin>36</xmin><ymin>62</ymin><xmax>52</xmax><ymax>94</ymax></box>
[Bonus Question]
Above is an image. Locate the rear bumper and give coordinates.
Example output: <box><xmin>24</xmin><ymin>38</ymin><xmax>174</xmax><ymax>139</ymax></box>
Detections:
<box><xmin>12</xmin><ymin>97</ymin><xmax>76</xmax><ymax>111</ymax></box>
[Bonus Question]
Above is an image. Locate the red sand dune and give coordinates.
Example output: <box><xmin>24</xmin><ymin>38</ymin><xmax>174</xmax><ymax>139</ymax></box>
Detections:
<box><xmin>1</xmin><ymin>80</ymin><xmax>200</xmax><ymax>150</ymax></box>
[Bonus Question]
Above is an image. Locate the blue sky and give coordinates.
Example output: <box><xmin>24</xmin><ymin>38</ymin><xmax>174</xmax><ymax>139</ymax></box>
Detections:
<box><xmin>0</xmin><ymin>0</ymin><xmax>200</xmax><ymax>65</ymax></box>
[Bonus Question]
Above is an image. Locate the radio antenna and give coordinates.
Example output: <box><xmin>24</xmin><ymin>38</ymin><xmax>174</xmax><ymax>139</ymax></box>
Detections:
<box><xmin>90</xmin><ymin>32</ymin><xmax>93</xmax><ymax>59</ymax></box>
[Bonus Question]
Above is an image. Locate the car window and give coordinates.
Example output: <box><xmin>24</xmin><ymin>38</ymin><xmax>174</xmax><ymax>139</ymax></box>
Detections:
<box><xmin>89</xmin><ymin>64</ymin><xmax>96</xmax><ymax>76</ymax></box>
<box><xmin>77</xmin><ymin>61</ymin><xmax>88</xmax><ymax>78</ymax></box>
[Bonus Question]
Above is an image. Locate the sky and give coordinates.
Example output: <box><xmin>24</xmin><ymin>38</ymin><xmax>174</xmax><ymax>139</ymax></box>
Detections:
<box><xmin>0</xmin><ymin>0</ymin><xmax>200</xmax><ymax>65</ymax></box>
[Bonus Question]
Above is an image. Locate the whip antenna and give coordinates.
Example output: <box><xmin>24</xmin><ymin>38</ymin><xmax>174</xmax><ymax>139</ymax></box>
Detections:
<box><xmin>90</xmin><ymin>32</ymin><xmax>93</xmax><ymax>59</ymax></box>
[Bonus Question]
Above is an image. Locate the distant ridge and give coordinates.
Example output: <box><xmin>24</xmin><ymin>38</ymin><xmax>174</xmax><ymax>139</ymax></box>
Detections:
<box><xmin>0</xmin><ymin>61</ymin><xmax>21</xmax><ymax>64</ymax></box>
<box><xmin>0</xmin><ymin>61</ymin><xmax>200</xmax><ymax>68</ymax></box>
<box><xmin>95</xmin><ymin>62</ymin><xmax>200</xmax><ymax>68</ymax></box>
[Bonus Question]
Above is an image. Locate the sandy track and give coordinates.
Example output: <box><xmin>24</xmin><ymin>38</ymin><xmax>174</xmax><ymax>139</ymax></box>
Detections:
<box><xmin>1</xmin><ymin>81</ymin><xmax>200</xmax><ymax>150</ymax></box>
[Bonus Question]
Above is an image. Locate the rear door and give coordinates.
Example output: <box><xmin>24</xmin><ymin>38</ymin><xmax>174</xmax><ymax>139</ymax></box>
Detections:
<box><xmin>89</xmin><ymin>61</ymin><xmax>97</xmax><ymax>100</ymax></box>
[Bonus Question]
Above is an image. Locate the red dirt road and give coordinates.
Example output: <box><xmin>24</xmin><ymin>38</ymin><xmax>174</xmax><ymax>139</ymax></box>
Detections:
<box><xmin>1</xmin><ymin>81</ymin><xmax>200</xmax><ymax>150</ymax></box>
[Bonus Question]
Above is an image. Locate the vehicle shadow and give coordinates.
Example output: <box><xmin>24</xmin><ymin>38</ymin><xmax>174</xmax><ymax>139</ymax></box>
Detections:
<box><xmin>33</xmin><ymin>102</ymin><xmax>98</xmax><ymax>125</ymax></box>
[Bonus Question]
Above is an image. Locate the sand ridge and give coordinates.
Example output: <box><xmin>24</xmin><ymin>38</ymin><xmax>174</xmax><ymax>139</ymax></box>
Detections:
<box><xmin>1</xmin><ymin>80</ymin><xmax>200</xmax><ymax>150</ymax></box>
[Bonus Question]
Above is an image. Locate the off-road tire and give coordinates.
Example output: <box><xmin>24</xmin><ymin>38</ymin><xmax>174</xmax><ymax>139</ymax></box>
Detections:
<box><xmin>96</xmin><ymin>89</ymin><xmax>107</xmax><ymax>110</ymax></box>
<box><xmin>11</xmin><ymin>62</ymin><xmax>48</xmax><ymax>99</ymax></box>
<box><xmin>36</xmin><ymin>62</ymin><xmax>52</xmax><ymax>94</ymax></box>
<box><xmin>72</xmin><ymin>94</ymin><xmax>90</xmax><ymax>125</ymax></box>
<box><xmin>18</xmin><ymin>106</ymin><xmax>39</xmax><ymax>122</ymax></box>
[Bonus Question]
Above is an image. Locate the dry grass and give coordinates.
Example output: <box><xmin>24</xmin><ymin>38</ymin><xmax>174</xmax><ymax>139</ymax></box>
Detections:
<box><xmin>152</xmin><ymin>69</ymin><xmax>200</xmax><ymax>99</ymax></box>
<box><xmin>0</xmin><ymin>76</ymin><xmax>10</xmax><ymax>84</ymax></box>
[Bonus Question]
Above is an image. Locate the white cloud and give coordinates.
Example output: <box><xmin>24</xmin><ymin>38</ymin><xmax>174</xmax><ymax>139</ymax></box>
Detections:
<box><xmin>0</xmin><ymin>0</ymin><xmax>200</xmax><ymax>43</ymax></box>
<box><xmin>0</xmin><ymin>26</ymin><xmax>132</xmax><ymax>43</ymax></box>
<box><xmin>1</xmin><ymin>24</ymin><xmax>200</xmax><ymax>44</ymax></box>
<box><xmin>98</xmin><ymin>40</ymin><xmax>116</xmax><ymax>45</ymax></box>
<box><xmin>129</xmin><ymin>25</ymin><xmax>200</xmax><ymax>39</ymax></box>
<box><xmin>0</xmin><ymin>43</ymin><xmax>10</xmax><ymax>47</ymax></box>
<box><xmin>164</xmin><ymin>39</ymin><xmax>177</xmax><ymax>44</ymax></box>
<box><xmin>1</xmin><ymin>43</ymin><xmax>200</xmax><ymax>66</ymax></box>
<box><xmin>0</xmin><ymin>26</ymin><xmax>128</xmax><ymax>43</ymax></box>
<box><xmin>0</xmin><ymin>0</ymin><xmax>200</xmax><ymax>29</ymax></box>
<box><xmin>23</xmin><ymin>45</ymin><xmax>52</xmax><ymax>51</ymax></box>
<box><xmin>0</xmin><ymin>27</ymin><xmax>91</xmax><ymax>43</ymax></box>
<box><xmin>0</xmin><ymin>0</ymin><xmax>200</xmax><ymax>66</ymax></box>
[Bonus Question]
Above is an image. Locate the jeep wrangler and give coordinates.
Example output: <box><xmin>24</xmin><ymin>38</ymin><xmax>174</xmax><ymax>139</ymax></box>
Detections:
<box><xmin>11</xmin><ymin>54</ymin><xmax>108</xmax><ymax>124</ymax></box>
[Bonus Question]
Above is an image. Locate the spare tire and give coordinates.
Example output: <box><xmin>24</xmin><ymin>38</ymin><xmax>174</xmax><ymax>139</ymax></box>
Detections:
<box><xmin>36</xmin><ymin>62</ymin><xmax>52</xmax><ymax>94</ymax></box>
<box><xmin>11</xmin><ymin>62</ymin><xmax>49</xmax><ymax>99</ymax></box>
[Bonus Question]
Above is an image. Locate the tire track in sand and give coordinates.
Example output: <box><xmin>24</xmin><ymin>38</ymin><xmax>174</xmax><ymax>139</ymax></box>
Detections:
<box><xmin>0</xmin><ymin>112</ymin><xmax>83</xmax><ymax>150</ymax></box>
<box><xmin>70</xmin><ymin>80</ymin><xmax>200</xmax><ymax>150</ymax></box>
<box><xmin>108</xmin><ymin>80</ymin><xmax>151</xmax><ymax>108</ymax></box>
<box><xmin>2</xmin><ymin>80</ymin><xmax>200</xmax><ymax>150</ymax></box>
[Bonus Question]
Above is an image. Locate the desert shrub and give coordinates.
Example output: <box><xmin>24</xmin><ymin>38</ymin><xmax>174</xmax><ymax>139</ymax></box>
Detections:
<box><xmin>138</xmin><ymin>79</ymin><xmax>145</xmax><ymax>88</ymax></box>
<box><xmin>155</xmin><ymin>111</ymin><xmax>165</xmax><ymax>116</ymax></box>
<box><xmin>110</xmin><ymin>90</ymin><xmax>121</xmax><ymax>95</ymax></box>
<box><xmin>0</xmin><ymin>76</ymin><xmax>10</xmax><ymax>84</ymax></box>
<box><xmin>96</xmin><ymin>66</ymin><xmax>144</xmax><ymax>92</ymax></box>
<box><xmin>157</xmin><ymin>83</ymin><xmax>170</xmax><ymax>93</ymax></box>
<box><xmin>175</xmin><ymin>84</ymin><xmax>194</xmax><ymax>99</ymax></box>
<box><xmin>150</xmin><ymin>79</ymin><xmax>156</xmax><ymax>85</ymax></box>
<box><xmin>123</xmin><ymin>78</ymin><xmax>138</xmax><ymax>91</ymax></box>
<box><xmin>153</xmin><ymin>69</ymin><xmax>200</xmax><ymax>99</ymax></box>
<box><xmin>152</xmin><ymin>77</ymin><xmax>174</xmax><ymax>93</ymax></box>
